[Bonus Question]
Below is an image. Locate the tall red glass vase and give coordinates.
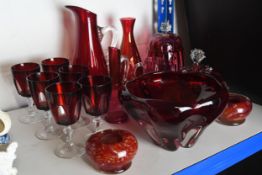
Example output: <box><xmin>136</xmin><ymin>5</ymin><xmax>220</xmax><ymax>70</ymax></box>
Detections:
<box><xmin>105</xmin><ymin>47</ymin><xmax>128</xmax><ymax>124</ymax></box>
<box><xmin>120</xmin><ymin>17</ymin><xmax>143</xmax><ymax>81</ymax></box>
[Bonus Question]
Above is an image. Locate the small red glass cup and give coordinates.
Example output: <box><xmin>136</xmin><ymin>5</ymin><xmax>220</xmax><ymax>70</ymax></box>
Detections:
<box><xmin>217</xmin><ymin>92</ymin><xmax>253</xmax><ymax>126</ymax></box>
<box><xmin>46</xmin><ymin>82</ymin><xmax>82</xmax><ymax>158</ymax></box>
<box><xmin>27</xmin><ymin>72</ymin><xmax>60</xmax><ymax>140</ymax></box>
<box><xmin>41</xmin><ymin>57</ymin><xmax>69</xmax><ymax>73</ymax></box>
<box><xmin>11</xmin><ymin>62</ymin><xmax>40</xmax><ymax>124</ymax></box>
<box><xmin>86</xmin><ymin>129</ymin><xmax>138</xmax><ymax>173</ymax></box>
<box><xmin>58</xmin><ymin>64</ymin><xmax>89</xmax><ymax>82</ymax></box>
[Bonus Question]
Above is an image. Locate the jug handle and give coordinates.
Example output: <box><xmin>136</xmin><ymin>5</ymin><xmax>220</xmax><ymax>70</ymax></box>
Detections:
<box><xmin>120</xmin><ymin>56</ymin><xmax>129</xmax><ymax>85</ymax></box>
<box><xmin>98</xmin><ymin>26</ymin><xmax>118</xmax><ymax>47</ymax></box>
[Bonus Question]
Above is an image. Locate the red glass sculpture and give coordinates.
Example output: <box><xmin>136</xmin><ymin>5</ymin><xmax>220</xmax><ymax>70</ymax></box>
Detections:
<box><xmin>41</xmin><ymin>57</ymin><xmax>69</xmax><ymax>73</ymax></box>
<box><xmin>86</xmin><ymin>129</ymin><xmax>138</xmax><ymax>173</ymax></box>
<box><xmin>217</xmin><ymin>93</ymin><xmax>252</xmax><ymax>126</ymax></box>
<box><xmin>66</xmin><ymin>6</ymin><xmax>117</xmax><ymax>76</ymax></box>
<box><xmin>120</xmin><ymin>17</ymin><xmax>143</xmax><ymax>80</ymax></box>
<box><xmin>105</xmin><ymin>47</ymin><xmax>128</xmax><ymax>124</ymax></box>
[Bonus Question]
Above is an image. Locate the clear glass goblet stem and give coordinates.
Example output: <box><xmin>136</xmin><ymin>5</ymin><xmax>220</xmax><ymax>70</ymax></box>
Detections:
<box><xmin>19</xmin><ymin>97</ymin><xmax>39</xmax><ymax>124</ymax></box>
<box><xmin>35</xmin><ymin>110</ymin><xmax>60</xmax><ymax>140</ymax></box>
<box><xmin>55</xmin><ymin>125</ymin><xmax>78</xmax><ymax>158</ymax></box>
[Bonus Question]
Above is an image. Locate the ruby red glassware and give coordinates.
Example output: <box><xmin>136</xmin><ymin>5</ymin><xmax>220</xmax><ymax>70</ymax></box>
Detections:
<box><xmin>120</xmin><ymin>17</ymin><xmax>143</xmax><ymax>80</ymax></box>
<box><xmin>11</xmin><ymin>62</ymin><xmax>41</xmax><ymax>124</ymax></box>
<box><xmin>27</xmin><ymin>72</ymin><xmax>60</xmax><ymax>140</ymax></box>
<box><xmin>120</xmin><ymin>71</ymin><xmax>228</xmax><ymax>151</ymax></box>
<box><xmin>41</xmin><ymin>57</ymin><xmax>69</xmax><ymax>73</ymax></box>
<box><xmin>217</xmin><ymin>92</ymin><xmax>252</xmax><ymax>126</ymax></box>
<box><xmin>78</xmin><ymin>76</ymin><xmax>112</xmax><ymax>133</ymax></box>
<box><xmin>145</xmin><ymin>33</ymin><xmax>184</xmax><ymax>73</ymax></box>
<box><xmin>105</xmin><ymin>47</ymin><xmax>128</xmax><ymax>124</ymax></box>
<box><xmin>65</xmin><ymin>5</ymin><xmax>117</xmax><ymax>76</ymax></box>
<box><xmin>58</xmin><ymin>64</ymin><xmax>89</xmax><ymax>82</ymax></box>
<box><xmin>86</xmin><ymin>129</ymin><xmax>138</xmax><ymax>173</ymax></box>
<box><xmin>45</xmin><ymin>82</ymin><xmax>82</xmax><ymax>158</ymax></box>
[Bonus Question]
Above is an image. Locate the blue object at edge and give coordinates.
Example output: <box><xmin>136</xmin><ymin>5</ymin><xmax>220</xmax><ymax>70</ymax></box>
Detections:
<box><xmin>173</xmin><ymin>132</ymin><xmax>262</xmax><ymax>175</ymax></box>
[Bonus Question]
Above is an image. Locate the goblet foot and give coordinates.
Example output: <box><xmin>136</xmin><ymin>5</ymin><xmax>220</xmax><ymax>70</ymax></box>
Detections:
<box><xmin>35</xmin><ymin>126</ymin><xmax>61</xmax><ymax>140</ymax></box>
<box><xmin>55</xmin><ymin>143</ymin><xmax>79</xmax><ymax>159</ymax></box>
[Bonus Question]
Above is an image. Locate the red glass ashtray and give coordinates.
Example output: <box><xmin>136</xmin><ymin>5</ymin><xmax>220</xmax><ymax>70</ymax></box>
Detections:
<box><xmin>120</xmin><ymin>71</ymin><xmax>228</xmax><ymax>151</ymax></box>
<box><xmin>217</xmin><ymin>92</ymin><xmax>252</xmax><ymax>126</ymax></box>
<box><xmin>86</xmin><ymin>129</ymin><xmax>138</xmax><ymax>173</ymax></box>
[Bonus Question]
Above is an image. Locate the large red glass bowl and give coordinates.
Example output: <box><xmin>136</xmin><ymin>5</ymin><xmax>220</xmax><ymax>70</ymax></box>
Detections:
<box><xmin>120</xmin><ymin>71</ymin><xmax>228</xmax><ymax>151</ymax></box>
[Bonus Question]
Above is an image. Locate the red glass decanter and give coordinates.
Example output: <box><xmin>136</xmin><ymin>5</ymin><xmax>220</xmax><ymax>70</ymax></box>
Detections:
<box><xmin>120</xmin><ymin>17</ymin><xmax>143</xmax><ymax>81</ymax></box>
<box><xmin>66</xmin><ymin>5</ymin><xmax>117</xmax><ymax>76</ymax></box>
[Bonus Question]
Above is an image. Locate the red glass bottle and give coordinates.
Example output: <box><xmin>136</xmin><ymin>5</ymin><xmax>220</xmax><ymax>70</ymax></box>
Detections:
<box><xmin>120</xmin><ymin>17</ymin><xmax>143</xmax><ymax>81</ymax></box>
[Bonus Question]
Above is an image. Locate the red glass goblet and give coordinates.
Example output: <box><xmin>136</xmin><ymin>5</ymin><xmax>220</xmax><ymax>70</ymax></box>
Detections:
<box><xmin>41</xmin><ymin>57</ymin><xmax>69</xmax><ymax>73</ymax></box>
<box><xmin>58</xmin><ymin>64</ymin><xmax>89</xmax><ymax>82</ymax></box>
<box><xmin>46</xmin><ymin>82</ymin><xmax>82</xmax><ymax>158</ymax></box>
<box><xmin>27</xmin><ymin>72</ymin><xmax>60</xmax><ymax>140</ymax></box>
<box><xmin>11</xmin><ymin>62</ymin><xmax>41</xmax><ymax>124</ymax></box>
<box><xmin>78</xmin><ymin>76</ymin><xmax>112</xmax><ymax>133</ymax></box>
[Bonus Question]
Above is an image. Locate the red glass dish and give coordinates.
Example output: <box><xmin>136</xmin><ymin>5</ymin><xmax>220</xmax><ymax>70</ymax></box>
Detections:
<box><xmin>11</xmin><ymin>63</ymin><xmax>40</xmax><ymax>97</ymax></box>
<box><xmin>120</xmin><ymin>17</ymin><xmax>143</xmax><ymax>80</ymax></box>
<box><xmin>58</xmin><ymin>64</ymin><xmax>89</xmax><ymax>82</ymax></box>
<box><xmin>27</xmin><ymin>72</ymin><xmax>59</xmax><ymax>110</ymax></box>
<box><xmin>217</xmin><ymin>93</ymin><xmax>252</xmax><ymax>125</ymax></box>
<box><xmin>86</xmin><ymin>129</ymin><xmax>138</xmax><ymax>173</ymax></box>
<box><xmin>121</xmin><ymin>71</ymin><xmax>228</xmax><ymax>151</ymax></box>
<box><xmin>41</xmin><ymin>57</ymin><xmax>69</xmax><ymax>73</ymax></box>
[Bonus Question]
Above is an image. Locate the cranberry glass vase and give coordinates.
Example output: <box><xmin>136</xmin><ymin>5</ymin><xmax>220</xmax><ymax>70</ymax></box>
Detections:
<box><xmin>120</xmin><ymin>71</ymin><xmax>228</xmax><ymax>151</ymax></box>
<box><xmin>105</xmin><ymin>47</ymin><xmax>128</xmax><ymax>124</ymax></box>
<box><xmin>120</xmin><ymin>17</ymin><xmax>143</xmax><ymax>81</ymax></box>
<box><xmin>86</xmin><ymin>129</ymin><xmax>138</xmax><ymax>173</ymax></box>
<box><xmin>217</xmin><ymin>93</ymin><xmax>252</xmax><ymax>126</ymax></box>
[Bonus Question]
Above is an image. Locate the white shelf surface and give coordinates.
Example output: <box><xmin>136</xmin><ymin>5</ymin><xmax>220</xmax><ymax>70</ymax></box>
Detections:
<box><xmin>8</xmin><ymin>103</ymin><xmax>262</xmax><ymax>175</ymax></box>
